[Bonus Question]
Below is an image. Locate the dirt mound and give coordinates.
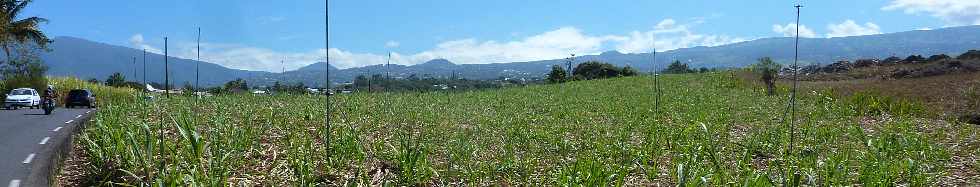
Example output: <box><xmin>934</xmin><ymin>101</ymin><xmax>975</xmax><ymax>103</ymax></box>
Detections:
<box><xmin>891</xmin><ymin>60</ymin><xmax>980</xmax><ymax>79</ymax></box>
<box><xmin>957</xmin><ymin>50</ymin><xmax>980</xmax><ymax>60</ymax></box>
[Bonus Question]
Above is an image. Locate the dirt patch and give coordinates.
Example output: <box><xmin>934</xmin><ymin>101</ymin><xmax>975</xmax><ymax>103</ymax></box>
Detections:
<box><xmin>55</xmin><ymin>135</ymin><xmax>90</xmax><ymax>186</ymax></box>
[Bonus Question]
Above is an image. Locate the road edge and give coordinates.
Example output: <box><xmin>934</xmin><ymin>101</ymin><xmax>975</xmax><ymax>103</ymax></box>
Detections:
<box><xmin>23</xmin><ymin>109</ymin><xmax>94</xmax><ymax>187</ymax></box>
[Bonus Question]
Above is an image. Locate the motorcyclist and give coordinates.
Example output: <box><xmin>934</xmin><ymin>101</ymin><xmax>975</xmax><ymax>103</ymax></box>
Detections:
<box><xmin>43</xmin><ymin>85</ymin><xmax>55</xmax><ymax>98</ymax></box>
<box><xmin>42</xmin><ymin>85</ymin><xmax>56</xmax><ymax>106</ymax></box>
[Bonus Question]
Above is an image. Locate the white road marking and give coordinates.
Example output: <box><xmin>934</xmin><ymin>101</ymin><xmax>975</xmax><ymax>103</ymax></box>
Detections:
<box><xmin>64</xmin><ymin>120</ymin><xmax>73</xmax><ymax>124</ymax></box>
<box><xmin>52</xmin><ymin>127</ymin><xmax>62</xmax><ymax>132</ymax></box>
<box><xmin>85</xmin><ymin>110</ymin><xmax>91</xmax><ymax>114</ymax></box>
<box><xmin>75</xmin><ymin>115</ymin><xmax>82</xmax><ymax>119</ymax></box>
<box><xmin>22</xmin><ymin>154</ymin><xmax>34</xmax><ymax>164</ymax></box>
<box><xmin>39</xmin><ymin>137</ymin><xmax>50</xmax><ymax>145</ymax></box>
<box><xmin>8</xmin><ymin>180</ymin><xmax>20</xmax><ymax>187</ymax></box>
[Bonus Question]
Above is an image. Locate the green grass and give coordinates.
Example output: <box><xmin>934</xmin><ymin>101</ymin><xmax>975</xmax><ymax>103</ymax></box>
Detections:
<box><xmin>72</xmin><ymin>72</ymin><xmax>971</xmax><ymax>186</ymax></box>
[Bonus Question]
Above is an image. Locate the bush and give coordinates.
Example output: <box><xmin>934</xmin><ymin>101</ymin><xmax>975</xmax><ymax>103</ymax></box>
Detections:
<box><xmin>622</xmin><ymin>65</ymin><xmax>638</xmax><ymax>76</ymax></box>
<box><xmin>571</xmin><ymin>61</ymin><xmax>636</xmax><ymax>80</ymax></box>
<box><xmin>663</xmin><ymin>61</ymin><xmax>694</xmax><ymax>74</ymax></box>
<box><xmin>547</xmin><ymin>65</ymin><xmax>568</xmax><ymax>83</ymax></box>
<box><xmin>752</xmin><ymin>57</ymin><xmax>781</xmax><ymax>96</ymax></box>
<box><xmin>105</xmin><ymin>72</ymin><xmax>127</xmax><ymax>87</ymax></box>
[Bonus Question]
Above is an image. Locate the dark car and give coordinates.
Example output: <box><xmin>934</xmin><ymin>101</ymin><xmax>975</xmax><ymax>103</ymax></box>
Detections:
<box><xmin>66</xmin><ymin>89</ymin><xmax>96</xmax><ymax>108</ymax></box>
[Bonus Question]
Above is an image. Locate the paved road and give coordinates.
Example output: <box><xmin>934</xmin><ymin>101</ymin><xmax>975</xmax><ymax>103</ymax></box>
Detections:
<box><xmin>0</xmin><ymin>107</ymin><xmax>94</xmax><ymax>187</ymax></box>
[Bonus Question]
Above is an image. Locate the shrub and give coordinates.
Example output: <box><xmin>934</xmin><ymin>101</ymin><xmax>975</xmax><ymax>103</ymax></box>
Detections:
<box><xmin>547</xmin><ymin>65</ymin><xmax>568</xmax><ymax>83</ymax></box>
<box><xmin>621</xmin><ymin>65</ymin><xmax>638</xmax><ymax>76</ymax></box>
<box><xmin>752</xmin><ymin>57</ymin><xmax>780</xmax><ymax>96</ymax></box>
<box><xmin>571</xmin><ymin>61</ymin><xmax>635</xmax><ymax>80</ymax></box>
<box><xmin>663</xmin><ymin>60</ymin><xmax>694</xmax><ymax>74</ymax></box>
<box><xmin>105</xmin><ymin>72</ymin><xmax>127</xmax><ymax>87</ymax></box>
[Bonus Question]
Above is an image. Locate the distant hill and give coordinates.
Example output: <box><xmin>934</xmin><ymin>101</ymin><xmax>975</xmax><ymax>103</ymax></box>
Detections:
<box><xmin>39</xmin><ymin>36</ymin><xmax>274</xmax><ymax>87</ymax></box>
<box><xmin>32</xmin><ymin>25</ymin><xmax>980</xmax><ymax>87</ymax></box>
<box><xmin>286</xmin><ymin>25</ymin><xmax>980</xmax><ymax>86</ymax></box>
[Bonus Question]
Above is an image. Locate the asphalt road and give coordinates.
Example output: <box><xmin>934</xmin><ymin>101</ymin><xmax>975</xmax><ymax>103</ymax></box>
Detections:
<box><xmin>0</xmin><ymin>107</ymin><xmax>94</xmax><ymax>187</ymax></box>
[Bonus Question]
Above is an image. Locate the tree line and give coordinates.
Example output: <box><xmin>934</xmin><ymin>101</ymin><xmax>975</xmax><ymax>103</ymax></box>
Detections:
<box><xmin>546</xmin><ymin>61</ymin><xmax>639</xmax><ymax>83</ymax></box>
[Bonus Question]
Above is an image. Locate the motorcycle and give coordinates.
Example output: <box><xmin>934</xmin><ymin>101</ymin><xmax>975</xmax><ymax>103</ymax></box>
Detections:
<box><xmin>42</xmin><ymin>97</ymin><xmax>55</xmax><ymax>115</ymax></box>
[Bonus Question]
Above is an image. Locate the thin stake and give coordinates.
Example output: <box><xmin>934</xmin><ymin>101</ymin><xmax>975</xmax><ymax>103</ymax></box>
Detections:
<box><xmin>142</xmin><ymin>49</ymin><xmax>146</xmax><ymax>89</ymax></box>
<box><xmin>324</xmin><ymin>0</ymin><xmax>332</xmax><ymax>160</ymax></box>
<box><xmin>653</xmin><ymin>49</ymin><xmax>661</xmax><ymax>118</ymax></box>
<box><xmin>789</xmin><ymin>4</ymin><xmax>802</xmax><ymax>155</ymax></box>
<box><xmin>196</xmin><ymin>27</ymin><xmax>201</xmax><ymax>92</ymax></box>
<box><xmin>164</xmin><ymin>37</ymin><xmax>169</xmax><ymax>98</ymax></box>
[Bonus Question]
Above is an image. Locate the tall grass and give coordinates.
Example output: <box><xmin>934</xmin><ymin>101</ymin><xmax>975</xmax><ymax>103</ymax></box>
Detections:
<box><xmin>70</xmin><ymin>72</ymin><xmax>969</xmax><ymax>186</ymax></box>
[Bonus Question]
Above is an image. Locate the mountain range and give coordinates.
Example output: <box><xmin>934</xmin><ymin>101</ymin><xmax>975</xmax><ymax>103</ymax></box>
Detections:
<box><xmin>33</xmin><ymin>25</ymin><xmax>980</xmax><ymax>87</ymax></box>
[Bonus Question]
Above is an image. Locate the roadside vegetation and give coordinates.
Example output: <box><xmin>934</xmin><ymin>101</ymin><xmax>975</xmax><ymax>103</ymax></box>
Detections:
<box><xmin>62</xmin><ymin>71</ymin><xmax>979</xmax><ymax>186</ymax></box>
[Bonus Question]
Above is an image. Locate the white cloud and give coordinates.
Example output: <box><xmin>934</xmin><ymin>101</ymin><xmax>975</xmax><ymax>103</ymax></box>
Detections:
<box><xmin>327</xmin><ymin>20</ymin><xmax>743</xmax><ymax>69</ymax></box>
<box><xmin>772</xmin><ymin>23</ymin><xmax>817</xmax><ymax>38</ymax></box>
<box><xmin>385</xmin><ymin>41</ymin><xmax>400</xmax><ymax>48</ymax></box>
<box><xmin>128</xmin><ymin>34</ymin><xmax>161</xmax><ymax>54</ymax></box>
<box><xmin>132</xmin><ymin>19</ymin><xmax>746</xmax><ymax>71</ymax></box>
<box><xmin>614</xmin><ymin>19</ymin><xmax>746</xmax><ymax>53</ymax></box>
<box><xmin>827</xmin><ymin>20</ymin><xmax>882</xmax><ymax>38</ymax></box>
<box><xmin>883</xmin><ymin>0</ymin><xmax>980</xmax><ymax>26</ymax></box>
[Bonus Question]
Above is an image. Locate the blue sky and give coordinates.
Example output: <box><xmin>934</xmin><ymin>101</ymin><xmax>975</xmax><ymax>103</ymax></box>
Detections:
<box><xmin>22</xmin><ymin>0</ymin><xmax>980</xmax><ymax>72</ymax></box>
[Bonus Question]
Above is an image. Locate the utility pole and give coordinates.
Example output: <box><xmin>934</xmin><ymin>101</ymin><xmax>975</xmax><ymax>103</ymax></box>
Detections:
<box><xmin>196</xmin><ymin>27</ymin><xmax>201</xmax><ymax>92</ymax></box>
<box><xmin>164</xmin><ymin>37</ymin><xmax>169</xmax><ymax>98</ymax></box>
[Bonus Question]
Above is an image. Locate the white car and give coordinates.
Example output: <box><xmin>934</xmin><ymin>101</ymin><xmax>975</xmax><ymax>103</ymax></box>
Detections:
<box><xmin>4</xmin><ymin>88</ymin><xmax>41</xmax><ymax>109</ymax></box>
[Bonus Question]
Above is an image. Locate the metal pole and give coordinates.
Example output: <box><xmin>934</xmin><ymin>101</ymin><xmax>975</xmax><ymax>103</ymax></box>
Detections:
<box><xmin>386</xmin><ymin>52</ymin><xmax>391</xmax><ymax>80</ymax></box>
<box><xmin>196</xmin><ymin>27</ymin><xmax>201</xmax><ymax>92</ymax></box>
<box><xmin>143</xmin><ymin>49</ymin><xmax>146</xmax><ymax>89</ymax></box>
<box><xmin>653</xmin><ymin>49</ymin><xmax>660</xmax><ymax>117</ymax></box>
<box><xmin>164</xmin><ymin>37</ymin><xmax>169</xmax><ymax>98</ymax></box>
<box><xmin>324</xmin><ymin>0</ymin><xmax>332</xmax><ymax>160</ymax></box>
<box><xmin>789</xmin><ymin>4</ymin><xmax>802</xmax><ymax>155</ymax></box>
<box><xmin>386</xmin><ymin>52</ymin><xmax>391</xmax><ymax>94</ymax></box>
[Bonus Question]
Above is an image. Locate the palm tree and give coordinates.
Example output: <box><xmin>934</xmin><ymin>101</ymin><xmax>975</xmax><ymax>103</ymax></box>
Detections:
<box><xmin>0</xmin><ymin>0</ymin><xmax>49</xmax><ymax>64</ymax></box>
